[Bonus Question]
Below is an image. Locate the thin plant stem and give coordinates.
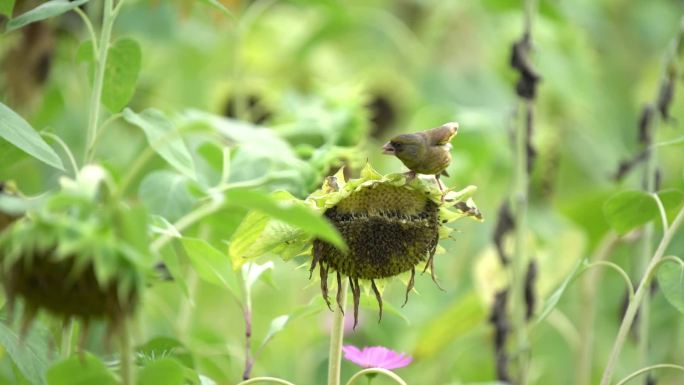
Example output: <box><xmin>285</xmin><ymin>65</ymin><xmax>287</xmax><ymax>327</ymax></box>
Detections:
<box><xmin>120</xmin><ymin>318</ymin><xmax>135</xmax><ymax>385</ymax></box>
<box><xmin>345</xmin><ymin>368</ymin><xmax>408</xmax><ymax>385</ymax></box>
<box><xmin>615</xmin><ymin>364</ymin><xmax>684</xmax><ymax>385</ymax></box>
<box><xmin>328</xmin><ymin>279</ymin><xmax>348</xmax><ymax>385</ymax></box>
<box><xmin>73</xmin><ymin>7</ymin><xmax>99</xmax><ymax>56</ymax></box>
<box><xmin>599</xmin><ymin>206</ymin><xmax>684</xmax><ymax>385</ymax></box>
<box><xmin>40</xmin><ymin>132</ymin><xmax>79</xmax><ymax>177</ymax></box>
<box><xmin>236</xmin><ymin>377</ymin><xmax>296</xmax><ymax>385</ymax></box>
<box><xmin>84</xmin><ymin>0</ymin><xmax>118</xmax><ymax>164</ymax></box>
<box><xmin>577</xmin><ymin>233</ymin><xmax>624</xmax><ymax>385</ymax></box>
<box><xmin>651</xmin><ymin>193</ymin><xmax>669</xmax><ymax>232</ymax></box>
<box><xmin>61</xmin><ymin>319</ymin><xmax>75</xmax><ymax>359</ymax></box>
<box><xmin>584</xmin><ymin>260</ymin><xmax>635</xmax><ymax>301</ymax></box>
<box><xmin>242</xmin><ymin>264</ymin><xmax>255</xmax><ymax>381</ymax></box>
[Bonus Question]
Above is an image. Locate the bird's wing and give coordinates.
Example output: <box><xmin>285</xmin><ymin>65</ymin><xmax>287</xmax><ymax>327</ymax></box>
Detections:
<box><xmin>427</xmin><ymin>124</ymin><xmax>457</xmax><ymax>146</ymax></box>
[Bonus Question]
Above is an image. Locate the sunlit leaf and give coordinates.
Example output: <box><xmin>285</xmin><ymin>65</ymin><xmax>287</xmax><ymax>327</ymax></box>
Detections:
<box><xmin>181</xmin><ymin>237</ymin><xmax>239</xmax><ymax>296</ymax></box>
<box><xmin>46</xmin><ymin>353</ymin><xmax>116</xmax><ymax>385</ymax></box>
<box><xmin>656</xmin><ymin>259</ymin><xmax>684</xmax><ymax>314</ymax></box>
<box><xmin>103</xmin><ymin>38</ymin><xmax>142</xmax><ymax>112</ymax></box>
<box><xmin>137</xmin><ymin>358</ymin><xmax>184</xmax><ymax>385</ymax></box>
<box><xmin>0</xmin><ymin>103</ymin><xmax>64</xmax><ymax>170</ymax></box>
<box><xmin>123</xmin><ymin>108</ymin><xmax>196</xmax><ymax>179</ymax></box>
<box><xmin>225</xmin><ymin>188</ymin><xmax>346</xmax><ymax>252</ymax></box>
<box><xmin>139</xmin><ymin>171</ymin><xmax>196</xmax><ymax>222</ymax></box>
<box><xmin>6</xmin><ymin>0</ymin><xmax>90</xmax><ymax>32</ymax></box>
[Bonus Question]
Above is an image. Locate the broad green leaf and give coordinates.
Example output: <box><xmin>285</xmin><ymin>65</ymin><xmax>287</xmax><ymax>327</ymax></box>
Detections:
<box><xmin>656</xmin><ymin>259</ymin><xmax>684</xmax><ymax>314</ymax></box>
<box><xmin>139</xmin><ymin>171</ymin><xmax>196</xmax><ymax>222</ymax></box>
<box><xmin>46</xmin><ymin>353</ymin><xmax>116</xmax><ymax>385</ymax></box>
<box><xmin>0</xmin><ymin>103</ymin><xmax>64</xmax><ymax>170</ymax></box>
<box><xmin>123</xmin><ymin>108</ymin><xmax>196</xmax><ymax>179</ymax></box>
<box><xmin>536</xmin><ymin>259</ymin><xmax>586</xmax><ymax>323</ymax></box>
<box><xmin>414</xmin><ymin>292</ymin><xmax>485</xmax><ymax>358</ymax></box>
<box><xmin>225</xmin><ymin>188</ymin><xmax>346</xmax><ymax>252</ymax></box>
<box><xmin>181</xmin><ymin>237</ymin><xmax>239</xmax><ymax>296</ymax></box>
<box><xmin>229</xmin><ymin>208</ymin><xmax>309</xmax><ymax>269</ymax></box>
<box><xmin>103</xmin><ymin>38</ymin><xmax>142</xmax><ymax>112</ymax></box>
<box><xmin>0</xmin><ymin>0</ymin><xmax>15</xmax><ymax>17</ymax></box>
<box><xmin>137</xmin><ymin>358</ymin><xmax>184</xmax><ymax>385</ymax></box>
<box><xmin>76</xmin><ymin>40</ymin><xmax>95</xmax><ymax>63</ymax></box>
<box><xmin>0</xmin><ymin>322</ymin><xmax>49</xmax><ymax>385</ymax></box>
<box><xmin>6</xmin><ymin>0</ymin><xmax>90</xmax><ymax>32</ymax></box>
<box><xmin>603</xmin><ymin>190</ymin><xmax>684</xmax><ymax>234</ymax></box>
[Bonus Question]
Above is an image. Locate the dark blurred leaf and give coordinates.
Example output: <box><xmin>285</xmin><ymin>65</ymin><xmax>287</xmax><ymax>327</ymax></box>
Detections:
<box><xmin>0</xmin><ymin>322</ymin><xmax>49</xmax><ymax>385</ymax></box>
<box><xmin>139</xmin><ymin>171</ymin><xmax>196</xmax><ymax>222</ymax></box>
<box><xmin>181</xmin><ymin>237</ymin><xmax>239</xmax><ymax>296</ymax></box>
<box><xmin>0</xmin><ymin>102</ymin><xmax>64</xmax><ymax>170</ymax></box>
<box><xmin>6</xmin><ymin>0</ymin><xmax>90</xmax><ymax>32</ymax></box>
<box><xmin>225</xmin><ymin>188</ymin><xmax>346</xmax><ymax>253</ymax></box>
<box><xmin>123</xmin><ymin>108</ymin><xmax>196</xmax><ymax>179</ymax></box>
<box><xmin>103</xmin><ymin>38</ymin><xmax>142</xmax><ymax>112</ymax></box>
<box><xmin>46</xmin><ymin>353</ymin><xmax>116</xmax><ymax>385</ymax></box>
<box><xmin>137</xmin><ymin>358</ymin><xmax>184</xmax><ymax>385</ymax></box>
<box><xmin>656</xmin><ymin>259</ymin><xmax>684</xmax><ymax>314</ymax></box>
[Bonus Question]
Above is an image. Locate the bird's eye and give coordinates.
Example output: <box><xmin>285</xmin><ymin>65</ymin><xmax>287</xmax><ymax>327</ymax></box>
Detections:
<box><xmin>391</xmin><ymin>142</ymin><xmax>403</xmax><ymax>150</ymax></box>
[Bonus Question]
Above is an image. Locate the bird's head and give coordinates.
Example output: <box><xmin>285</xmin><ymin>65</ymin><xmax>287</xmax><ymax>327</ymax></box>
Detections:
<box><xmin>382</xmin><ymin>134</ymin><xmax>422</xmax><ymax>161</ymax></box>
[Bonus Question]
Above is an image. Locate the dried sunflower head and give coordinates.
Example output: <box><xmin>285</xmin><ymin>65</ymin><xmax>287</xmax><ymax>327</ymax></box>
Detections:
<box><xmin>307</xmin><ymin>164</ymin><xmax>481</xmax><ymax>326</ymax></box>
<box><xmin>0</xmin><ymin>166</ymin><xmax>154</xmax><ymax>338</ymax></box>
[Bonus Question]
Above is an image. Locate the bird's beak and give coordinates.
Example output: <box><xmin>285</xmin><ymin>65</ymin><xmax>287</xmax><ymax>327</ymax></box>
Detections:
<box><xmin>382</xmin><ymin>142</ymin><xmax>395</xmax><ymax>155</ymax></box>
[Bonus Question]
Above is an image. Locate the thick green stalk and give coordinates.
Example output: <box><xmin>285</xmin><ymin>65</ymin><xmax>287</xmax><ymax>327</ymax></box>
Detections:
<box><xmin>84</xmin><ymin>0</ymin><xmax>116</xmax><ymax>164</ymax></box>
<box><xmin>599</xmin><ymin>207</ymin><xmax>684</xmax><ymax>385</ymax></box>
<box><xmin>328</xmin><ymin>279</ymin><xmax>349</xmax><ymax>385</ymax></box>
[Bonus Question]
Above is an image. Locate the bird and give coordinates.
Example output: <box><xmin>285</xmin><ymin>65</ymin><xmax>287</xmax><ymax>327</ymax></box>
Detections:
<box><xmin>381</xmin><ymin>122</ymin><xmax>459</xmax><ymax>192</ymax></box>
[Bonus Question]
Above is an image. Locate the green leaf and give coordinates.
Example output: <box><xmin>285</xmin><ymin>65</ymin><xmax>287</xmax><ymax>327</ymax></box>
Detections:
<box><xmin>603</xmin><ymin>190</ymin><xmax>684</xmax><ymax>234</ymax></box>
<box><xmin>76</xmin><ymin>40</ymin><xmax>95</xmax><ymax>63</ymax></box>
<box><xmin>139</xmin><ymin>171</ymin><xmax>196</xmax><ymax>222</ymax></box>
<box><xmin>6</xmin><ymin>0</ymin><xmax>90</xmax><ymax>32</ymax></box>
<box><xmin>0</xmin><ymin>0</ymin><xmax>15</xmax><ymax>17</ymax></box>
<box><xmin>123</xmin><ymin>108</ymin><xmax>196</xmax><ymax>179</ymax></box>
<box><xmin>656</xmin><ymin>259</ymin><xmax>684</xmax><ymax>314</ymax></box>
<box><xmin>137</xmin><ymin>358</ymin><xmax>184</xmax><ymax>385</ymax></box>
<box><xmin>103</xmin><ymin>38</ymin><xmax>142</xmax><ymax>112</ymax></box>
<box><xmin>226</xmin><ymin>189</ymin><xmax>346</xmax><ymax>252</ymax></box>
<box><xmin>46</xmin><ymin>353</ymin><xmax>116</xmax><ymax>385</ymax></box>
<box><xmin>242</xmin><ymin>261</ymin><xmax>274</xmax><ymax>289</ymax></box>
<box><xmin>0</xmin><ymin>102</ymin><xmax>64</xmax><ymax>170</ymax></box>
<box><xmin>181</xmin><ymin>237</ymin><xmax>239</xmax><ymax>296</ymax></box>
<box><xmin>0</xmin><ymin>322</ymin><xmax>49</xmax><ymax>385</ymax></box>
<box><xmin>536</xmin><ymin>259</ymin><xmax>585</xmax><ymax>323</ymax></box>
<box><xmin>137</xmin><ymin>337</ymin><xmax>194</xmax><ymax>368</ymax></box>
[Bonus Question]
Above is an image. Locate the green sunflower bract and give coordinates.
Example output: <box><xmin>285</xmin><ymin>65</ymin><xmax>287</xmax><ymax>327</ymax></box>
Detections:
<box><xmin>0</xmin><ymin>166</ymin><xmax>153</xmax><ymax>339</ymax></box>
<box><xmin>307</xmin><ymin>164</ymin><xmax>482</xmax><ymax>326</ymax></box>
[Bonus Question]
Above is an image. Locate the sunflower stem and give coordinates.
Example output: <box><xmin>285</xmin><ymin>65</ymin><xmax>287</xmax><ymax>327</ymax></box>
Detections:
<box><xmin>328</xmin><ymin>278</ymin><xmax>349</xmax><ymax>385</ymax></box>
<box><xmin>60</xmin><ymin>319</ymin><xmax>75</xmax><ymax>359</ymax></box>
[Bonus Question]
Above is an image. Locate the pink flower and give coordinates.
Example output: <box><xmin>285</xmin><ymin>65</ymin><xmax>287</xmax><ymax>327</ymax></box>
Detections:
<box><xmin>342</xmin><ymin>345</ymin><xmax>412</xmax><ymax>370</ymax></box>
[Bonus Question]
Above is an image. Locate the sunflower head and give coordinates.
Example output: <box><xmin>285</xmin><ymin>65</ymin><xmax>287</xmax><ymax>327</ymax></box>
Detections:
<box><xmin>0</xmin><ymin>166</ymin><xmax>153</xmax><ymax>338</ymax></box>
<box><xmin>307</xmin><ymin>164</ymin><xmax>481</xmax><ymax>326</ymax></box>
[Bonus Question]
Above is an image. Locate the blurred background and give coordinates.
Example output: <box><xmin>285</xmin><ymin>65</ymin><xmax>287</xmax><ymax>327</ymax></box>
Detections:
<box><xmin>2</xmin><ymin>0</ymin><xmax>684</xmax><ymax>384</ymax></box>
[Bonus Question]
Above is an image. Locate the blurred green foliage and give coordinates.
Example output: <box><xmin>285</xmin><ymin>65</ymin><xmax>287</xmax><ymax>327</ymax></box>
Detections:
<box><xmin>1</xmin><ymin>0</ymin><xmax>684</xmax><ymax>384</ymax></box>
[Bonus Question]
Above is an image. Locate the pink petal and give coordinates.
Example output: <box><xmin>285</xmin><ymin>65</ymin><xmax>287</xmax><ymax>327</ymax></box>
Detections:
<box><xmin>342</xmin><ymin>345</ymin><xmax>366</xmax><ymax>367</ymax></box>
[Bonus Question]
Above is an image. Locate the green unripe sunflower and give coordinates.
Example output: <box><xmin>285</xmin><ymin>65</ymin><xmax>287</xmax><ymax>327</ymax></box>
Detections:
<box><xmin>0</xmin><ymin>166</ymin><xmax>153</xmax><ymax>338</ymax></box>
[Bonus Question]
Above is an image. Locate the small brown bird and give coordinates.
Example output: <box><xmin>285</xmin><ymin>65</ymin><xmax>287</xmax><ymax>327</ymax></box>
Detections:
<box><xmin>382</xmin><ymin>122</ymin><xmax>459</xmax><ymax>191</ymax></box>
